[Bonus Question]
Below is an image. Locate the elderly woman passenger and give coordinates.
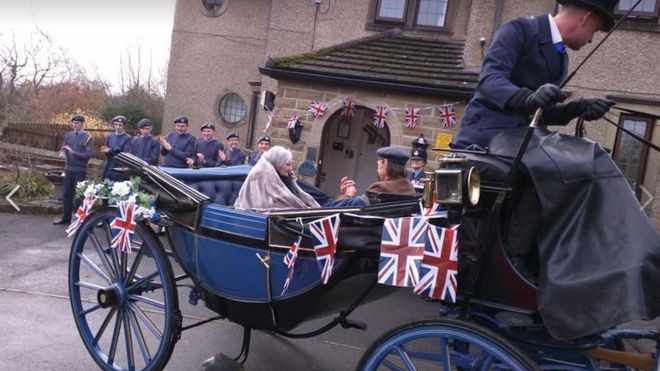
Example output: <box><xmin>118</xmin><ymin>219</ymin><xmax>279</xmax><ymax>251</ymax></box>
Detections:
<box><xmin>234</xmin><ymin>146</ymin><xmax>320</xmax><ymax>212</ymax></box>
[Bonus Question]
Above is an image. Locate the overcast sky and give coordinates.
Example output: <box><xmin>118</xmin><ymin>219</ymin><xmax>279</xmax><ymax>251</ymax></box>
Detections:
<box><xmin>0</xmin><ymin>0</ymin><xmax>175</xmax><ymax>91</ymax></box>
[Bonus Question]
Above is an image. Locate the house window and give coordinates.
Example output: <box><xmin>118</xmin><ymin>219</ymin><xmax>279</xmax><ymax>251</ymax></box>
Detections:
<box><xmin>615</xmin><ymin>0</ymin><xmax>660</xmax><ymax>18</ymax></box>
<box><xmin>201</xmin><ymin>0</ymin><xmax>229</xmax><ymax>17</ymax></box>
<box><xmin>373</xmin><ymin>0</ymin><xmax>452</xmax><ymax>29</ymax></box>
<box><xmin>218</xmin><ymin>93</ymin><xmax>247</xmax><ymax>125</ymax></box>
<box><xmin>612</xmin><ymin>114</ymin><xmax>654</xmax><ymax>199</ymax></box>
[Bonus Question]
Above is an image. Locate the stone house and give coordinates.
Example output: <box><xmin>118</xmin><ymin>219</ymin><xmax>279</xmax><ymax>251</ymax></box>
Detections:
<box><xmin>164</xmin><ymin>0</ymin><xmax>660</xmax><ymax>226</ymax></box>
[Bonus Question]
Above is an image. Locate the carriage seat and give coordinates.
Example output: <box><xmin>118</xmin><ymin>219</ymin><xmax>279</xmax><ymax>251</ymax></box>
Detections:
<box><xmin>462</xmin><ymin>153</ymin><xmax>512</xmax><ymax>187</ymax></box>
<box><xmin>186</xmin><ymin>179</ymin><xmax>243</xmax><ymax>206</ymax></box>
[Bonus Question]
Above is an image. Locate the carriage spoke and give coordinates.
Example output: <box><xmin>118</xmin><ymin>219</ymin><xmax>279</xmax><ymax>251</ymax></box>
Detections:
<box><xmin>382</xmin><ymin>358</ymin><xmax>406</xmax><ymax>371</ymax></box>
<box><xmin>125</xmin><ymin>244</ymin><xmax>147</xmax><ymax>286</ymax></box>
<box><xmin>94</xmin><ymin>307</ymin><xmax>117</xmax><ymax>346</ymax></box>
<box><xmin>107</xmin><ymin>308</ymin><xmax>123</xmax><ymax>365</ymax></box>
<box><xmin>88</xmin><ymin>230</ymin><xmax>117</xmax><ymax>278</ymax></box>
<box><xmin>128</xmin><ymin>305</ymin><xmax>153</xmax><ymax>365</ymax></box>
<box><xmin>120</xmin><ymin>253</ymin><xmax>128</xmax><ymax>283</ymax></box>
<box><xmin>122</xmin><ymin>310</ymin><xmax>135</xmax><ymax>370</ymax></box>
<box><xmin>128</xmin><ymin>302</ymin><xmax>163</xmax><ymax>339</ymax></box>
<box><xmin>479</xmin><ymin>353</ymin><xmax>495</xmax><ymax>371</ymax></box>
<box><xmin>129</xmin><ymin>294</ymin><xmax>165</xmax><ymax>310</ymax></box>
<box><xmin>76</xmin><ymin>281</ymin><xmax>105</xmax><ymax>291</ymax></box>
<box><xmin>126</xmin><ymin>271</ymin><xmax>160</xmax><ymax>293</ymax></box>
<box><xmin>439</xmin><ymin>337</ymin><xmax>451</xmax><ymax>371</ymax></box>
<box><xmin>79</xmin><ymin>303</ymin><xmax>102</xmax><ymax>317</ymax></box>
<box><xmin>394</xmin><ymin>345</ymin><xmax>417</xmax><ymax>371</ymax></box>
<box><xmin>101</xmin><ymin>220</ymin><xmax>122</xmax><ymax>279</ymax></box>
<box><xmin>79</xmin><ymin>252</ymin><xmax>112</xmax><ymax>284</ymax></box>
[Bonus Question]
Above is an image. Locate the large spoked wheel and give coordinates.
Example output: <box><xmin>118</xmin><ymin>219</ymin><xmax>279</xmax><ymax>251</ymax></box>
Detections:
<box><xmin>68</xmin><ymin>207</ymin><xmax>180</xmax><ymax>371</ymax></box>
<box><xmin>358</xmin><ymin>318</ymin><xmax>539</xmax><ymax>371</ymax></box>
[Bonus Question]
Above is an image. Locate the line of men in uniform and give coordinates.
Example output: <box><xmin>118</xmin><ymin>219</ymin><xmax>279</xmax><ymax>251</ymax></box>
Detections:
<box><xmin>53</xmin><ymin>114</ymin><xmax>272</xmax><ymax>224</ymax></box>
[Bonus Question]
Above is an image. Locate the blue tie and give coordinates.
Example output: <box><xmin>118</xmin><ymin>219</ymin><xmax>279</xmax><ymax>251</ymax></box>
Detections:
<box><xmin>554</xmin><ymin>41</ymin><xmax>566</xmax><ymax>54</ymax></box>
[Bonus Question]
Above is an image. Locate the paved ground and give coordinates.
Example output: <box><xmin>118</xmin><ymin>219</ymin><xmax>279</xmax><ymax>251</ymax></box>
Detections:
<box><xmin>0</xmin><ymin>212</ymin><xmax>441</xmax><ymax>370</ymax></box>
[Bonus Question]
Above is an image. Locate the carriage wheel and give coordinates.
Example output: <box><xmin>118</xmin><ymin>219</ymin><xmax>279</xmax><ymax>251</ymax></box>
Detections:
<box><xmin>68</xmin><ymin>207</ymin><xmax>180</xmax><ymax>371</ymax></box>
<box><xmin>358</xmin><ymin>318</ymin><xmax>538</xmax><ymax>371</ymax></box>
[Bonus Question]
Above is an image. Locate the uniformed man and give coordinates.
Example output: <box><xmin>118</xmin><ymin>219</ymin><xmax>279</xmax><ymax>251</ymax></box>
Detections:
<box><xmin>452</xmin><ymin>0</ymin><xmax>617</xmax><ymax>150</ymax></box>
<box><xmin>186</xmin><ymin>122</ymin><xmax>225</xmax><ymax>168</ymax></box>
<box><xmin>408</xmin><ymin>148</ymin><xmax>428</xmax><ymax>186</ymax></box>
<box><xmin>101</xmin><ymin>115</ymin><xmax>132</xmax><ymax>180</ymax></box>
<box><xmin>223</xmin><ymin>132</ymin><xmax>246</xmax><ymax>166</ymax></box>
<box><xmin>53</xmin><ymin>114</ymin><xmax>94</xmax><ymax>225</ymax></box>
<box><xmin>159</xmin><ymin>115</ymin><xmax>195</xmax><ymax>168</ymax></box>
<box><xmin>128</xmin><ymin>118</ymin><xmax>160</xmax><ymax>166</ymax></box>
<box><xmin>247</xmin><ymin>134</ymin><xmax>270</xmax><ymax>165</ymax></box>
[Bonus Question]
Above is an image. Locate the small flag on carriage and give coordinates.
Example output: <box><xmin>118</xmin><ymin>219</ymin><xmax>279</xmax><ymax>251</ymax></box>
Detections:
<box><xmin>308</xmin><ymin>100</ymin><xmax>328</xmax><ymax>118</ymax></box>
<box><xmin>281</xmin><ymin>236</ymin><xmax>302</xmax><ymax>295</ymax></box>
<box><xmin>66</xmin><ymin>195</ymin><xmax>96</xmax><ymax>237</ymax></box>
<box><xmin>437</xmin><ymin>104</ymin><xmax>457</xmax><ymax>128</ymax></box>
<box><xmin>110</xmin><ymin>200</ymin><xmax>137</xmax><ymax>254</ymax></box>
<box><xmin>341</xmin><ymin>97</ymin><xmax>357</xmax><ymax>121</ymax></box>
<box><xmin>405</xmin><ymin>105</ymin><xmax>421</xmax><ymax>128</ymax></box>
<box><xmin>378</xmin><ymin>217</ymin><xmax>427</xmax><ymax>287</ymax></box>
<box><xmin>310</xmin><ymin>214</ymin><xmax>340</xmax><ymax>284</ymax></box>
<box><xmin>414</xmin><ymin>226</ymin><xmax>459</xmax><ymax>302</ymax></box>
<box><xmin>263</xmin><ymin>113</ymin><xmax>274</xmax><ymax>133</ymax></box>
<box><xmin>372</xmin><ymin>106</ymin><xmax>389</xmax><ymax>128</ymax></box>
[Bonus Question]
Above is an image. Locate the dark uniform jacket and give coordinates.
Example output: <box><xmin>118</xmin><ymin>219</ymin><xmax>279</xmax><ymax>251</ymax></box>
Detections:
<box><xmin>453</xmin><ymin>14</ymin><xmax>570</xmax><ymax>149</ymax></box>
<box><xmin>128</xmin><ymin>135</ymin><xmax>160</xmax><ymax>166</ymax></box>
<box><xmin>63</xmin><ymin>130</ymin><xmax>94</xmax><ymax>172</ymax></box>
<box><xmin>193</xmin><ymin>138</ymin><xmax>224</xmax><ymax>167</ymax></box>
<box><xmin>247</xmin><ymin>151</ymin><xmax>262</xmax><ymax>166</ymax></box>
<box><xmin>407</xmin><ymin>170</ymin><xmax>424</xmax><ymax>183</ymax></box>
<box><xmin>102</xmin><ymin>132</ymin><xmax>132</xmax><ymax>179</ymax></box>
<box><xmin>225</xmin><ymin>147</ymin><xmax>246</xmax><ymax>166</ymax></box>
<box><xmin>161</xmin><ymin>132</ymin><xmax>195</xmax><ymax>168</ymax></box>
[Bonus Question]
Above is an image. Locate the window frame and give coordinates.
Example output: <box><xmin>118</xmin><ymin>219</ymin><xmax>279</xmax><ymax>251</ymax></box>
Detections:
<box><xmin>217</xmin><ymin>92</ymin><xmax>248</xmax><ymax>127</ymax></box>
<box><xmin>374</xmin><ymin>0</ymin><xmax>410</xmax><ymax>24</ymax></box>
<box><xmin>200</xmin><ymin>0</ymin><xmax>229</xmax><ymax>18</ymax></box>
<box><xmin>412</xmin><ymin>0</ymin><xmax>451</xmax><ymax>30</ymax></box>
<box><xmin>611</xmin><ymin>114</ymin><xmax>655</xmax><ymax>199</ymax></box>
<box><xmin>614</xmin><ymin>0</ymin><xmax>660</xmax><ymax>19</ymax></box>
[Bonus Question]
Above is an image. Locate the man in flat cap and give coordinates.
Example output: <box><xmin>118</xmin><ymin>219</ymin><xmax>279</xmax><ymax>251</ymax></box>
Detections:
<box><xmin>159</xmin><ymin>115</ymin><xmax>195</xmax><ymax>168</ymax></box>
<box><xmin>186</xmin><ymin>122</ymin><xmax>225</xmax><ymax>168</ymax></box>
<box><xmin>453</xmin><ymin>0</ymin><xmax>618</xmax><ymax>150</ymax></box>
<box><xmin>247</xmin><ymin>134</ymin><xmax>270</xmax><ymax>166</ymax></box>
<box><xmin>101</xmin><ymin>115</ymin><xmax>132</xmax><ymax>180</ymax></box>
<box><xmin>223</xmin><ymin>132</ymin><xmax>246</xmax><ymax>166</ymax></box>
<box><xmin>408</xmin><ymin>148</ymin><xmax>428</xmax><ymax>187</ymax></box>
<box><xmin>128</xmin><ymin>118</ymin><xmax>160</xmax><ymax>166</ymax></box>
<box><xmin>330</xmin><ymin>146</ymin><xmax>416</xmax><ymax>207</ymax></box>
<box><xmin>53</xmin><ymin>114</ymin><xmax>94</xmax><ymax>225</ymax></box>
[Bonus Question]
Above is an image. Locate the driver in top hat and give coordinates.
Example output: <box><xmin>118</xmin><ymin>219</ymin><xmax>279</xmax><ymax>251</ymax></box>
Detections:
<box><xmin>453</xmin><ymin>0</ymin><xmax>619</xmax><ymax>150</ymax></box>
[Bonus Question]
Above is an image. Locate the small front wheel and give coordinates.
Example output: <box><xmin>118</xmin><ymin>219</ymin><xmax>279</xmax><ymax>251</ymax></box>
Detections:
<box><xmin>358</xmin><ymin>318</ymin><xmax>538</xmax><ymax>371</ymax></box>
<box><xmin>68</xmin><ymin>207</ymin><xmax>180</xmax><ymax>371</ymax></box>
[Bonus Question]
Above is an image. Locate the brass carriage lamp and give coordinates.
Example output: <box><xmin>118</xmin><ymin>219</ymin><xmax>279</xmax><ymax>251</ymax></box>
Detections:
<box><xmin>428</xmin><ymin>155</ymin><xmax>481</xmax><ymax>207</ymax></box>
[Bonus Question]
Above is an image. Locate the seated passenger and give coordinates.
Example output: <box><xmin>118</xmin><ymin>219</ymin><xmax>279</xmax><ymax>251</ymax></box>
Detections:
<box><xmin>328</xmin><ymin>146</ymin><xmax>416</xmax><ymax>207</ymax></box>
<box><xmin>234</xmin><ymin>146</ymin><xmax>320</xmax><ymax>212</ymax></box>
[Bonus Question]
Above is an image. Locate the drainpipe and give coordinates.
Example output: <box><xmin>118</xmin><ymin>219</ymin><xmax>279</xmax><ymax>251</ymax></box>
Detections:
<box><xmin>492</xmin><ymin>0</ymin><xmax>504</xmax><ymax>39</ymax></box>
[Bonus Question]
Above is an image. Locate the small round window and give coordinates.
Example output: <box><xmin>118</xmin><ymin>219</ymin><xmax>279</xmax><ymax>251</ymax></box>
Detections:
<box><xmin>218</xmin><ymin>93</ymin><xmax>247</xmax><ymax>125</ymax></box>
<box><xmin>201</xmin><ymin>0</ymin><xmax>228</xmax><ymax>17</ymax></box>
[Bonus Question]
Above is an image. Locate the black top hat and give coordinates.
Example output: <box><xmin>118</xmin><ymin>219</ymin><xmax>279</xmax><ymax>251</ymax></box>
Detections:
<box><xmin>200</xmin><ymin>122</ymin><xmax>216</xmax><ymax>131</ymax></box>
<box><xmin>376</xmin><ymin>146</ymin><xmax>410</xmax><ymax>166</ymax></box>
<box><xmin>111</xmin><ymin>115</ymin><xmax>127</xmax><ymax>124</ymax></box>
<box><xmin>557</xmin><ymin>0</ymin><xmax>618</xmax><ymax>31</ymax></box>
<box><xmin>173</xmin><ymin>115</ymin><xmax>189</xmax><ymax>124</ymax></box>
<box><xmin>137</xmin><ymin>118</ymin><xmax>152</xmax><ymax>128</ymax></box>
<box><xmin>71</xmin><ymin>114</ymin><xmax>85</xmax><ymax>123</ymax></box>
<box><xmin>410</xmin><ymin>148</ymin><xmax>428</xmax><ymax>161</ymax></box>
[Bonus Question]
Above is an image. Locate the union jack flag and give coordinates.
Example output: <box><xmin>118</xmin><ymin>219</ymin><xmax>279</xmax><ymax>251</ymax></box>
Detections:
<box><xmin>341</xmin><ymin>97</ymin><xmax>356</xmax><ymax>121</ymax></box>
<box><xmin>287</xmin><ymin>115</ymin><xmax>300</xmax><ymax>129</ymax></box>
<box><xmin>281</xmin><ymin>236</ymin><xmax>302</xmax><ymax>295</ymax></box>
<box><xmin>310</xmin><ymin>214</ymin><xmax>340</xmax><ymax>284</ymax></box>
<box><xmin>405</xmin><ymin>106</ymin><xmax>421</xmax><ymax>128</ymax></box>
<box><xmin>307</xmin><ymin>100</ymin><xmax>328</xmax><ymax>118</ymax></box>
<box><xmin>110</xmin><ymin>200</ymin><xmax>137</xmax><ymax>254</ymax></box>
<box><xmin>66</xmin><ymin>195</ymin><xmax>96</xmax><ymax>237</ymax></box>
<box><xmin>438</xmin><ymin>104</ymin><xmax>456</xmax><ymax>128</ymax></box>
<box><xmin>262</xmin><ymin>113</ymin><xmax>274</xmax><ymax>133</ymax></box>
<box><xmin>378</xmin><ymin>217</ymin><xmax>427</xmax><ymax>287</ymax></box>
<box><xmin>414</xmin><ymin>226</ymin><xmax>459</xmax><ymax>302</ymax></box>
<box><xmin>372</xmin><ymin>106</ymin><xmax>389</xmax><ymax>128</ymax></box>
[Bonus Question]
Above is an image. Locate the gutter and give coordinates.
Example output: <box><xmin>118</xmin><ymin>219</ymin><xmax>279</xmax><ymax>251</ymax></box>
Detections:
<box><xmin>259</xmin><ymin>67</ymin><xmax>475</xmax><ymax>99</ymax></box>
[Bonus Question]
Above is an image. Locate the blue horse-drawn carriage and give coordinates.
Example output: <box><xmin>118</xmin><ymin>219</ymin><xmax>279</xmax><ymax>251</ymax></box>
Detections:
<box><xmin>68</xmin><ymin>127</ymin><xmax>659</xmax><ymax>370</ymax></box>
